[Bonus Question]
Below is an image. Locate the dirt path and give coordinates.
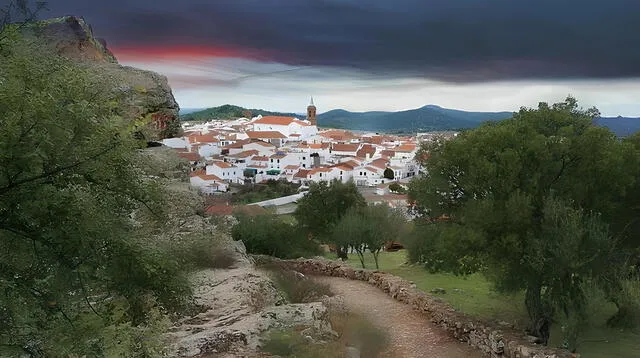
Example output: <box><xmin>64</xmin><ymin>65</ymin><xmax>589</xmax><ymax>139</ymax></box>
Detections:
<box><xmin>320</xmin><ymin>277</ymin><xmax>482</xmax><ymax>358</ymax></box>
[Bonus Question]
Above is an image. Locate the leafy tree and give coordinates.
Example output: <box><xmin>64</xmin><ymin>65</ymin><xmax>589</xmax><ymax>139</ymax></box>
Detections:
<box><xmin>331</xmin><ymin>204</ymin><xmax>407</xmax><ymax>269</ymax></box>
<box><xmin>232</xmin><ymin>214</ymin><xmax>320</xmax><ymax>259</ymax></box>
<box><xmin>408</xmin><ymin>97</ymin><xmax>639</xmax><ymax>343</ymax></box>
<box><xmin>383</xmin><ymin>168</ymin><xmax>394</xmax><ymax>180</ymax></box>
<box><xmin>0</xmin><ymin>25</ymin><xmax>193</xmax><ymax>356</ymax></box>
<box><xmin>388</xmin><ymin>182</ymin><xmax>406</xmax><ymax>193</ymax></box>
<box><xmin>294</xmin><ymin>179</ymin><xmax>365</xmax><ymax>240</ymax></box>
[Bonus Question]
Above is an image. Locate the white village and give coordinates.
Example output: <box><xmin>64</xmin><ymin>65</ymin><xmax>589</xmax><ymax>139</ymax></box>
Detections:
<box><xmin>161</xmin><ymin>98</ymin><xmax>456</xmax><ymax>214</ymax></box>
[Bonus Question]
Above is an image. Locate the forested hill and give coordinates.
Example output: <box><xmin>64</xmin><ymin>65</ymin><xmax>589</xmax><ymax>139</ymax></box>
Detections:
<box><xmin>180</xmin><ymin>104</ymin><xmax>640</xmax><ymax>136</ymax></box>
<box><xmin>180</xmin><ymin>104</ymin><xmax>299</xmax><ymax>121</ymax></box>
<box><xmin>317</xmin><ymin>105</ymin><xmax>513</xmax><ymax>133</ymax></box>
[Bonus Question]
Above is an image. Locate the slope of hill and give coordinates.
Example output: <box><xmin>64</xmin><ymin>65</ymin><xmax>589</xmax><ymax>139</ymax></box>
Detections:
<box><xmin>317</xmin><ymin>105</ymin><xmax>514</xmax><ymax>133</ymax></box>
<box><xmin>594</xmin><ymin>117</ymin><xmax>640</xmax><ymax>137</ymax></box>
<box><xmin>179</xmin><ymin>104</ymin><xmax>640</xmax><ymax>136</ymax></box>
<box><xmin>181</xmin><ymin>104</ymin><xmax>299</xmax><ymax>121</ymax></box>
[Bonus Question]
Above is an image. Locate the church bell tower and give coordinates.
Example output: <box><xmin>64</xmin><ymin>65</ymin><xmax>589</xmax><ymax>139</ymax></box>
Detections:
<box><xmin>306</xmin><ymin>96</ymin><xmax>317</xmax><ymax>126</ymax></box>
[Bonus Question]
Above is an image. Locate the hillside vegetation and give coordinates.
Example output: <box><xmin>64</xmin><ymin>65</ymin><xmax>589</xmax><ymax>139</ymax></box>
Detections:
<box><xmin>180</xmin><ymin>104</ymin><xmax>299</xmax><ymax>121</ymax></box>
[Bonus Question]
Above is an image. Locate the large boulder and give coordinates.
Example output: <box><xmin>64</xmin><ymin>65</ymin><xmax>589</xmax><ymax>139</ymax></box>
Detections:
<box><xmin>21</xmin><ymin>16</ymin><xmax>180</xmax><ymax>140</ymax></box>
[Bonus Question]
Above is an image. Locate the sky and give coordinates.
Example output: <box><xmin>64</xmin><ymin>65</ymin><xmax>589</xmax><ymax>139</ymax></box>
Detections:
<box><xmin>31</xmin><ymin>0</ymin><xmax>640</xmax><ymax>115</ymax></box>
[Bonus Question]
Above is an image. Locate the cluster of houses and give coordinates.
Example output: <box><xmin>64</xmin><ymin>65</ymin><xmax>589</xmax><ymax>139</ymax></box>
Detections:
<box><xmin>162</xmin><ymin>100</ymin><xmax>427</xmax><ymax>195</ymax></box>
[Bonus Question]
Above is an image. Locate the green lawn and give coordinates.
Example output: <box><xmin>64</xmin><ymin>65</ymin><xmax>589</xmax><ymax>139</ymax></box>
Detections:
<box><xmin>330</xmin><ymin>250</ymin><xmax>640</xmax><ymax>358</ymax></box>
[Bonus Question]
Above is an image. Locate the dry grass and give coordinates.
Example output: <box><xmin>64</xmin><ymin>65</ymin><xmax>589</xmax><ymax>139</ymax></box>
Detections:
<box><xmin>267</xmin><ymin>268</ymin><xmax>333</xmax><ymax>304</ymax></box>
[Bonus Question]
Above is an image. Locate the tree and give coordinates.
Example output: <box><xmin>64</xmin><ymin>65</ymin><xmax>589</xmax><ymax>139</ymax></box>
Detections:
<box><xmin>0</xmin><ymin>24</ymin><xmax>193</xmax><ymax>356</ymax></box>
<box><xmin>408</xmin><ymin>97</ymin><xmax>639</xmax><ymax>344</ymax></box>
<box><xmin>383</xmin><ymin>168</ymin><xmax>394</xmax><ymax>180</ymax></box>
<box><xmin>294</xmin><ymin>180</ymin><xmax>365</xmax><ymax>240</ymax></box>
<box><xmin>231</xmin><ymin>214</ymin><xmax>320</xmax><ymax>259</ymax></box>
<box><xmin>331</xmin><ymin>204</ymin><xmax>407</xmax><ymax>269</ymax></box>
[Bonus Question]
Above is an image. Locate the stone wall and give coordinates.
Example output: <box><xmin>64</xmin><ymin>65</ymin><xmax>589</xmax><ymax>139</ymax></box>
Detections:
<box><xmin>253</xmin><ymin>255</ymin><xmax>577</xmax><ymax>358</ymax></box>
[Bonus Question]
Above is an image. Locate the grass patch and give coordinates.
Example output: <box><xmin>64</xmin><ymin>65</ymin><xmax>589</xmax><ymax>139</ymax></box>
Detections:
<box><xmin>261</xmin><ymin>311</ymin><xmax>388</xmax><ymax>358</ymax></box>
<box><xmin>330</xmin><ymin>250</ymin><xmax>640</xmax><ymax>358</ymax></box>
<box><xmin>268</xmin><ymin>268</ymin><xmax>333</xmax><ymax>303</ymax></box>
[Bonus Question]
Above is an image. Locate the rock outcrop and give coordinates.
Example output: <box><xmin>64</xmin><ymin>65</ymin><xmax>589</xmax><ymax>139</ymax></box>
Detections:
<box><xmin>254</xmin><ymin>255</ymin><xmax>578</xmax><ymax>358</ymax></box>
<box><xmin>168</xmin><ymin>242</ymin><xmax>336</xmax><ymax>357</ymax></box>
<box><xmin>21</xmin><ymin>16</ymin><xmax>180</xmax><ymax>140</ymax></box>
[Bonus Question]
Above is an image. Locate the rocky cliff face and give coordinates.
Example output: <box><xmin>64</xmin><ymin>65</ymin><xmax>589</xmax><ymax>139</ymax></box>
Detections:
<box><xmin>23</xmin><ymin>16</ymin><xmax>180</xmax><ymax>140</ymax></box>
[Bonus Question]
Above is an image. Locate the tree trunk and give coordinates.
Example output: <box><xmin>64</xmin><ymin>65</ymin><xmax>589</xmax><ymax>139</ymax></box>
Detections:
<box><xmin>525</xmin><ymin>283</ymin><xmax>551</xmax><ymax>345</ymax></box>
<box><xmin>372</xmin><ymin>250</ymin><xmax>380</xmax><ymax>269</ymax></box>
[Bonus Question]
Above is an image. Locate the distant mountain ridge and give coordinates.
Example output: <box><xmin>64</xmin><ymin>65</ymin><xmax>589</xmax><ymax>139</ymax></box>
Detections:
<box><xmin>180</xmin><ymin>104</ymin><xmax>640</xmax><ymax>137</ymax></box>
<box><xmin>317</xmin><ymin>105</ymin><xmax>513</xmax><ymax>133</ymax></box>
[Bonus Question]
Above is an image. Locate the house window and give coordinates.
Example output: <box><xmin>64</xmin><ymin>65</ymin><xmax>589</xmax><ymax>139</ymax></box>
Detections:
<box><xmin>302</xmin><ymin>164</ymin><xmax>306</xmax><ymax>168</ymax></box>
<box><xmin>340</xmin><ymin>171</ymin><xmax>343</xmax><ymax>175</ymax></box>
<box><xmin>277</xmin><ymin>159</ymin><xmax>280</xmax><ymax>163</ymax></box>
<box><xmin>319</xmin><ymin>173</ymin><xmax>322</xmax><ymax>177</ymax></box>
<box><xmin>303</xmin><ymin>157</ymin><xmax>306</xmax><ymax>160</ymax></box>
<box><xmin>270</xmin><ymin>159</ymin><xmax>274</xmax><ymax>162</ymax></box>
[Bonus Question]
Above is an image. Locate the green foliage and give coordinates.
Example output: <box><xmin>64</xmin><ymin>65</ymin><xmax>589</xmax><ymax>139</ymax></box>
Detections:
<box><xmin>181</xmin><ymin>104</ymin><xmax>297</xmax><ymax>121</ymax></box>
<box><xmin>294</xmin><ymin>180</ymin><xmax>366</xmax><ymax>239</ymax></box>
<box><xmin>0</xmin><ymin>28</ymin><xmax>193</xmax><ymax>356</ymax></box>
<box><xmin>331</xmin><ymin>204</ymin><xmax>407</xmax><ymax>269</ymax></box>
<box><xmin>232</xmin><ymin>214</ymin><xmax>321</xmax><ymax>259</ymax></box>
<box><xmin>408</xmin><ymin>97</ymin><xmax>640</xmax><ymax>343</ymax></box>
<box><xmin>388</xmin><ymin>182</ymin><xmax>406</xmax><ymax>193</ymax></box>
<box><xmin>231</xmin><ymin>179</ymin><xmax>300</xmax><ymax>204</ymax></box>
<box><xmin>383</xmin><ymin>167</ymin><xmax>394</xmax><ymax>179</ymax></box>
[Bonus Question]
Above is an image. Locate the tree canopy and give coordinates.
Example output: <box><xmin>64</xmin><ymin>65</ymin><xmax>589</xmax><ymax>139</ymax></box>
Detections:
<box><xmin>408</xmin><ymin>97</ymin><xmax>640</xmax><ymax>347</ymax></box>
<box><xmin>0</xmin><ymin>21</ymin><xmax>196</xmax><ymax>356</ymax></box>
<box><xmin>294</xmin><ymin>180</ymin><xmax>366</xmax><ymax>239</ymax></box>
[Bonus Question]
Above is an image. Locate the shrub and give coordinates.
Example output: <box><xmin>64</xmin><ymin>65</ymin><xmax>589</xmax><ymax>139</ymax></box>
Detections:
<box><xmin>388</xmin><ymin>182</ymin><xmax>406</xmax><ymax>193</ymax></box>
<box><xmin>268</xmin><ymin>268</ymin><xmax>332</xmax><ymax>303</ymax></box>
<box><xmin>232</xmin><ymin>214</ymin><xmax>321</xmax><ymax>259</ymax></box>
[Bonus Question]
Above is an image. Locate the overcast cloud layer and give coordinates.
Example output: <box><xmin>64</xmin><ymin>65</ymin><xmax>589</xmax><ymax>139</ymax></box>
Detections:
<box><xmin>27</xmin><ymin>0</ymin><xmax>640</xmax><ymax>115</ymax></box>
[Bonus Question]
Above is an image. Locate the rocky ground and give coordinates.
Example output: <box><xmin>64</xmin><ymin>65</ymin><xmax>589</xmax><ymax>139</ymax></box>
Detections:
<box><xmin>167</xmin><ymin>243</ymin><xmax>337</xmax><ymax>357</ymax></box>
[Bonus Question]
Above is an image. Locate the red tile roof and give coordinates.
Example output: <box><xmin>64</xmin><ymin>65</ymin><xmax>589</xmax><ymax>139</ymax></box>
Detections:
<box><xmin>284</xmin><ymin>165</ymin><xmax>299</xmax><ymax>170</ymax></box>
<box><xmin>294</xmin><ymin>169</ymin><xmax>311</xmax><ymax>178</ymax></box>
<box><xmin>395</xmin><ymin>143</ymin><xmax>417</xmax><ymax>152</ymax></box>
<box><xmin>210</xmin><ymin>161</ymin><xmax>234</xmax><ymax>168</ymax></box>
<box><xmin>188</xmin><ymin>134</ymin><xmax>219</xmax><ymax>144</ymax></box>
<box><xmin>356</xmin><ymin>144</ymin><xmax>376</xmax><ymax>158</ymax></box>
<box><xmin>332</xmin><ymin>143</ymin><xmax>359</xmax><ymax>152</ymax></box>
<box><xmin>178</xmin><ymin>152</ymin><xmax>200</xmax><ymax>161</ymax></box>
<box><xmin>230</xmin><ymin>150</ymin><xmax>259</xmax><ymax>158</ymax></box>
<box><xmin>253</xmin><ymin>116</ymin><xmax>309</xmax><ymax>126</ymax></box>
<box><xmin>251</xmin><ymin>155</ymin><xmax>269</xmax><ymax>161</ymax></box>
<box><xmin>246</xmin><ymin>130</ymin><xmax>287</xmax><ymax>139</ymax></box>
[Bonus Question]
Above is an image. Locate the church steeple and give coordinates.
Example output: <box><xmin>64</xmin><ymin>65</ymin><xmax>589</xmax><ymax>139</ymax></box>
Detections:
<box><xmin>306</xmin><ymin>96</ymin><xmax>317</xmax><ymax>126</ymax></box>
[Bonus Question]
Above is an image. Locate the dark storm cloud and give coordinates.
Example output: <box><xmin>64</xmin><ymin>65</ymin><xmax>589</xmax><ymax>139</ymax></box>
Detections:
<box><xmin>42</xmin><ymin>0</ymin><xmax>640</xmax><ymax>82</ymax></box>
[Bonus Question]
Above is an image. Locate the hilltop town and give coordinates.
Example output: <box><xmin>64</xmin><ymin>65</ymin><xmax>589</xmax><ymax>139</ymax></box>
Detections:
<box><xmin>162</xmin><ymin>98</ymin><xmax>457</xmax><ymax>210</ymax></box>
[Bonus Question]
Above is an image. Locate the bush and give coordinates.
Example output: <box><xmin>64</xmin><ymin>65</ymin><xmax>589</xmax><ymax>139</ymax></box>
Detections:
<box><xmin>388</xmin><ymin>182</ymin><xmax>406</xmax><ymax>193</ymax></box>
<box><xmin>261</xmin><ymin>310</ymin><xmax>388</xmax><ymax>358</ymax></box>
<box><xmin>232</xmin><ymin>214</ymin><xmax>321</xmax><ymax>259</ymax></box>
<box><xmin>268</xmin><ymin>268</ymin><xmax>332</xmax><ymax>303</ymax></box>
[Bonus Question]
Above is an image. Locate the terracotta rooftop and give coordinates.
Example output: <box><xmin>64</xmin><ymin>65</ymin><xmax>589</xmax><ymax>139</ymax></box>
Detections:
<box><xmin>178</xmin><ymin>152</ymin><xmax>200</xmax><ymax>161</ymax></box>
<box><xmin>246</xmin><ymin>130</ymin><xmax>287</xmax><ymax>139</ymax></box>
<box><xmin>210</xmin><ymin>161</ymin><xmax>234</xmax><ymax>168</ymax></box>
<box><xmin>332</xmin><ymin>143</ymin><xmax>360</xmax><ymax>152</ymax></box>
<box><xmin>395</xmin><ymin>143</ymin><xmax>417</xmax><ymax>152</ymax></box>
<box><xmin>251</xmin><ymin>155</ymin><xmax>269</xmax><ymax>161</ymax></box>
<box><xmin>294</xmin><ymin>169</ymin><xmax>311</xmax><ymax>178</ymax></box>
<box><xmin>253</xmin><ymin>116</ymin><xmax>309</xmax><ymax>126</ymax></box>
<box><xmin>284</xmin><ymin>165</ymin><xmax>299</xmax><ymax>170</ymax></box>
<box><xmin>230</xmin><ymin>150</ymin><xmax>259</xmax><ymax>158</ymax></box>
<box><xmin>356</xmin><ymin>144</ymin><xmax>376</xmax><ymax>158</ymax></box>
<box><xmin>188</xmin><ymin>134</ymin><xmax>219</xmax><ymax>144</ymax></box>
